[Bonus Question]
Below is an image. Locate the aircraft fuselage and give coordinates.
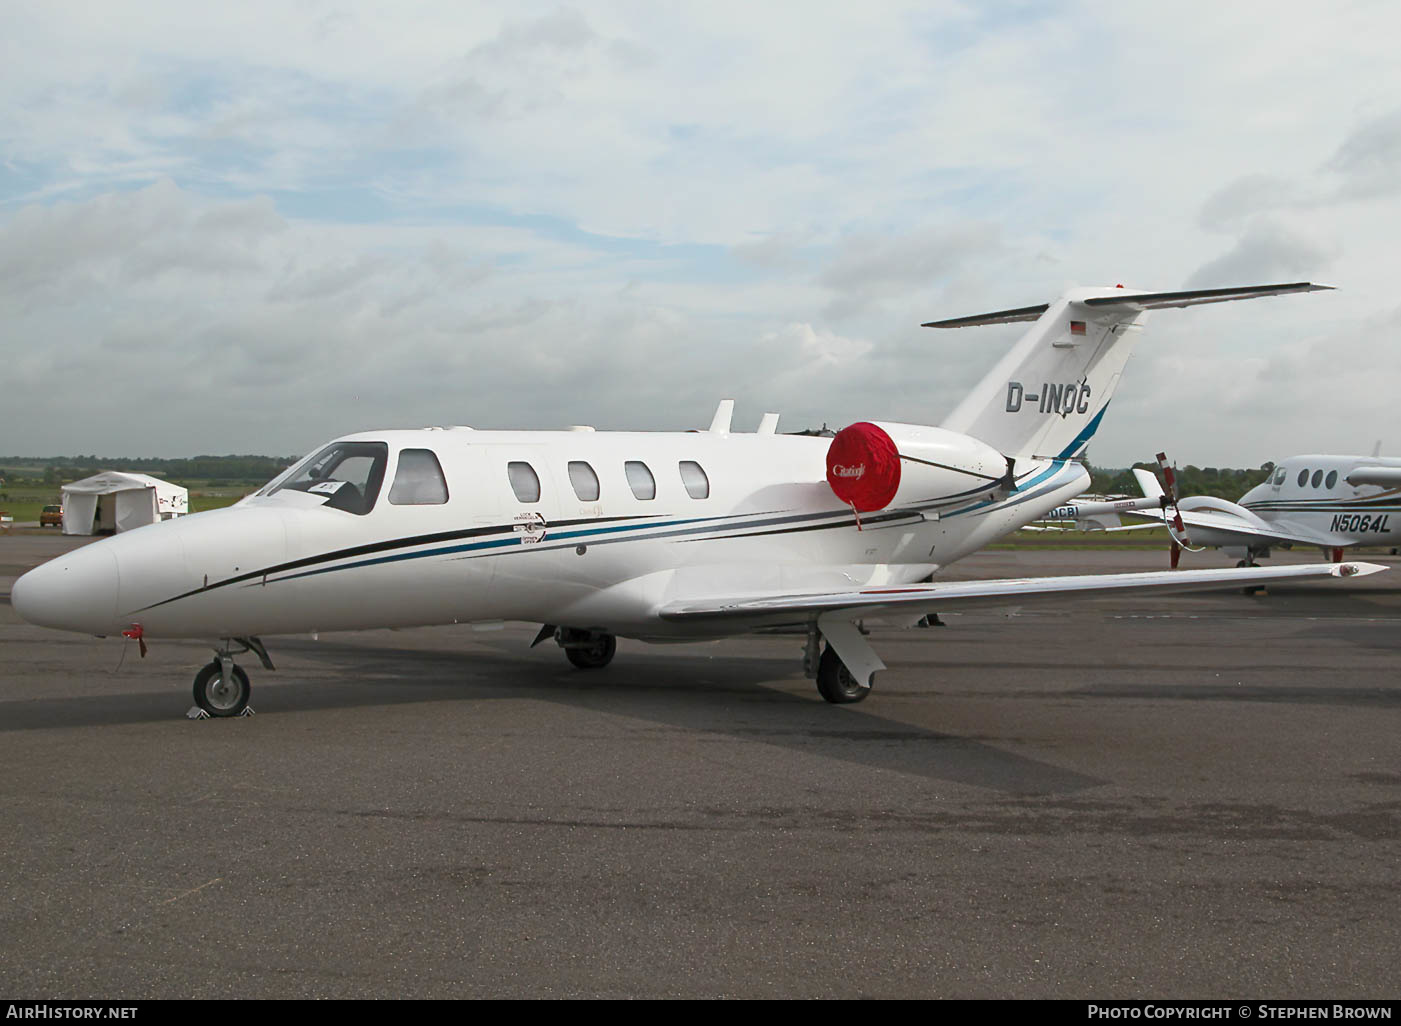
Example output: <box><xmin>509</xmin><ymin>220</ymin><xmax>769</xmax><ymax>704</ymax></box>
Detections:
<box><xmin>1230</xmin><ymin>455</ymin><xmax>1401</xmax><ymax>550</ymax></box>
<box><xmin>13</xmin><ymin>426</ymin><xmax>1089</xmax><ymax>642</ymax></box>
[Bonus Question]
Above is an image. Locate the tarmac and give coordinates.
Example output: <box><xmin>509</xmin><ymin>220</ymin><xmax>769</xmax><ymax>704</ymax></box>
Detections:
<box><xmin>2</xmin><ymin>530</ymin><xmax>1398</xmax><ymax>998</ymax></box>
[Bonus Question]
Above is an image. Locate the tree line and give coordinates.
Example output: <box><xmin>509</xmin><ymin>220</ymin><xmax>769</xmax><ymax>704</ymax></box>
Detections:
<box><xmin>1088</xmin><ymin>462</ymin><xmax>1273</xmax><ymax>501</ymax></box>
<box><xmin>1</xmin><ymin>455</ymin><xmax>299</xmax><ymax>486</ymax></box>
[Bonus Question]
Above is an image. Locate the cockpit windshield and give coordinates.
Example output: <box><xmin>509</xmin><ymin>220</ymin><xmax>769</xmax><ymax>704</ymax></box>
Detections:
<box><xmin>265</xmin><ymin>441</ymin><xmax>388</xmax><ymax>515</ymax></box>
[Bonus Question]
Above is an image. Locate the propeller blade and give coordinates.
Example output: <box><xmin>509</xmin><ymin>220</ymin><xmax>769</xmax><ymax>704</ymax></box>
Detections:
<box><xmin>1155</xmin><ymin>451</ymin><xmax>1179</xmax><ymax>502</ymax></box>
<box><xmin>1155</xmin><ymin>451</ymin><xmax>1193</xmax><ymax>552</ymax></box>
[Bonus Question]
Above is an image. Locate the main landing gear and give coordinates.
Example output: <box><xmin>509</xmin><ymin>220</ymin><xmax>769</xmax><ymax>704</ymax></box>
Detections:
<box><xmin>538</xmin><ymin>626</ymin><xmax>617</xmax><ymax>670</ymax></box>
<box><xmin>191</xmin><ymin>637</ymin><xmax>273</xmax><ymax>718</ymax></box>
<box><xmin>1236</xmin><ymin>552</ymin><xmax>1266</xmax><ymax>595</ymax></box>
<box><xmin>804</xmin><ymin>621</ymin><xmax>877</xmax><ymax>704</ymax></box>
<box><xmin>536</xmin><ymin>621</ymin><xmax>878</xmax><ymax>705</ymax></box>
<box><xmin>815</xmin><ymin>643</ymin><xmax>869</xmax><ymax>704</ymax></box>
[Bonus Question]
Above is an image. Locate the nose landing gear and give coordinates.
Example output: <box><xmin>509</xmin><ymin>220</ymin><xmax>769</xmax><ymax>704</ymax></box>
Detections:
<box><xmin>190</xmin><ymin>637</ymin><xmax>273</xmax><ymax>718</ymax></box>
<box><xmin>193</xmin><ymin>659</ymin><xmax>250</xmax><ymax>717</ymax></box>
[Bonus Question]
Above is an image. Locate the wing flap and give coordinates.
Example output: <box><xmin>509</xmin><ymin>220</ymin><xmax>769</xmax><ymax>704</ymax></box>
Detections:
<box><xmin>658</xmin><ymin>562</ymin><xmax>1384</xmax><ymax>624</ymax></box>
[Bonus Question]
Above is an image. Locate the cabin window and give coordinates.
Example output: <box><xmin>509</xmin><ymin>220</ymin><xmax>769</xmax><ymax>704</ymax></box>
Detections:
<box><xmin>625</xmin><ymin>461</ymin><xmax>656</xmax><ymax>500</ymax></box>
<box><xmin>568</xmin><ymin>461</ymin><xmax>601</xmax><ymax>502</ymax></box>
<box><xmin>389</xmin><ymin>448</ymin><xmax>449</xmax><ymax>505</ymax></box>
<box><xmin>1297</xmin><ymin>469</ymin><xmax>1309</xmax><ymax>487</ymax></box>
<box><xmin>1311</xmin><ymin>470</ymin><xmax>1323</xmax><ymax>488</ymax></box>
<box><xmin>507</xmin><ymin>461</ymin><xmax>541</xmax><ymax>503</ymax></box>
<box><xmin>268</xmin><ymin>441</ymin><xmax>387</xmax><ymax>516</ymax></box>
<box><xmin>679</xmin><ymin>460</ymin><xmax>710</xmax><ymax>499</ymax></box>
<box><xmin>1325</xmin><ymin>470</ymin><xmax>1338</xmax><ymax>489</ymax></box>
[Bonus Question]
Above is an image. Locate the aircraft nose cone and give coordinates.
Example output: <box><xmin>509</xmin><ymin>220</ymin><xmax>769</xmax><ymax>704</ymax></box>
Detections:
<box><xmin>11</xmin><ymin>544</ymin><xmax>121</xmax><ymax>634</ymax></box>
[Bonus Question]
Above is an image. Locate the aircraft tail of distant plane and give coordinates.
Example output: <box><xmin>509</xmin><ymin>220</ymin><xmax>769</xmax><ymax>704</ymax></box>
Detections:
<box><xmin>928</xmin><ymin>283</ymin><xmax>1331</xmax><ymax>463</ymax></box>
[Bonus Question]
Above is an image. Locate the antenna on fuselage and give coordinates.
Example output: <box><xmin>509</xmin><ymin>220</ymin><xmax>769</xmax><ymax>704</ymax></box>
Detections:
<box><xmin>709</xmin><ymin>399</ymin><xmax>735</xmax><ymax>434</ymax></box>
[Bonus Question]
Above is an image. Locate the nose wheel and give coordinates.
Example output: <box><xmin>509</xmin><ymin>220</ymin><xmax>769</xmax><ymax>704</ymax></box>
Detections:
<box><xmin>192</xmin><ymin>660</ymin><xmax>251</xmax><ymax>717</ymax></box>
<box><xmin>189</xmin><ymin>637</ymin><xmax>272</xmax><ymax>718</ymax></box>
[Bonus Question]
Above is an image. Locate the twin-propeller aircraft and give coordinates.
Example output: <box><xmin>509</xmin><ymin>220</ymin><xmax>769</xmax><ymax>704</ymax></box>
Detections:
<box><xmin>1065</xmin><ymin>451</ymin><xmax>1401</xmax><ymax>567</ymax></box>
<box><xmin>13</xmin><ymin>282</ymin><xmax>1382</xmax><ymax>716</ymax></box>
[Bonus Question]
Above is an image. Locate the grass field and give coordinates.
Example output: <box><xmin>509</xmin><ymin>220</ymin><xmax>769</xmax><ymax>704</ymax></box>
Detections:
<box><xmin>0</xmin><ymin>483</ymin><xmax>255</xmax><ymax>525</ymax></box>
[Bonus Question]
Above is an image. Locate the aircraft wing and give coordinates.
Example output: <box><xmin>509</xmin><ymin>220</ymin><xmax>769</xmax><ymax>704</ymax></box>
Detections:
<box><xmin>1120</xmin><ymin>505</ymin><xmax>1334</xmax><ymax>549</ymax></box>
<box><xmin>658</xmin><ymin>561</ymin><xmax>1383</xmax><ymax>626</ymax></box>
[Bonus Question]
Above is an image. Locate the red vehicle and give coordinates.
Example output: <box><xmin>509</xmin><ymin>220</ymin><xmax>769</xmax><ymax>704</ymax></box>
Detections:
<box><xmin>40</xmin><ymin>504</ymin><xmax>63</xmax><ymax>527</ymax></box>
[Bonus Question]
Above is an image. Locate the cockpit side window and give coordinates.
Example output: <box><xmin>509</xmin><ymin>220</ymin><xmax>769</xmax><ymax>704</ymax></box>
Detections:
<box><xmin>268</xmin><ymin>441</ymin><xmax>388</xmax><ymax>515</ymax></box>
<box><xmin>1273</xmin><ymin>467</ymin><xmax>1286</xmax><ymax>485</ymax></box>
<box><xmin>389</xmin><ymin>449</ymin><xmax>449</xmax><ymax>505</ymax></box>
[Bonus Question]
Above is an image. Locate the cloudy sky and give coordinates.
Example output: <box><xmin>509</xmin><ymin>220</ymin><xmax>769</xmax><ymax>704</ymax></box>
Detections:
<box><xmin>3</xmin><ymin>1</ymin><xmax>1400</xmax><ymax>467</ymax></box>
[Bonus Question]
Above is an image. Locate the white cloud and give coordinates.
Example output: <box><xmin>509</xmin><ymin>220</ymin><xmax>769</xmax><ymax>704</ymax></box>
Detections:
<box><xmin>3</xmin><ymin>2</ymin><xmax>1401</xmax><ymax>468</ymax></box>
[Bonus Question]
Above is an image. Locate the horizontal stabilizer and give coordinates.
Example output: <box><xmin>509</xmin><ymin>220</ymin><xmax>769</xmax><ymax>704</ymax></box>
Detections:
<box><xmin>922</xmin><ymin>303</ymin><xmax>1049</xmax><ymax>329</ymax></box>
<box><xmin>924</xmin><ymin>283</ymin><xmax>1332</xmax><ymax>329</ymax></box>
<box><xmin>1082</xmin><ymin>282</ymin><xmax>1333</xmax><ymax>310</ymax></box>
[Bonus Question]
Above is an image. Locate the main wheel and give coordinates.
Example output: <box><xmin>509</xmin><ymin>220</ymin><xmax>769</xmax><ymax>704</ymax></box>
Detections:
<box><xmin>565</xmin><ymin>633</ymin><xmax>616</xmax><ymax>670</ymax></box>
<box><xmin>193</xmin><ymin>661</ymin><xmax>250</xmax><ymax>717</ymax></box>
<box><xmin>816</xmin><ymin>644</ymin><xmax>870</xmax><ymax>704</ymax></box>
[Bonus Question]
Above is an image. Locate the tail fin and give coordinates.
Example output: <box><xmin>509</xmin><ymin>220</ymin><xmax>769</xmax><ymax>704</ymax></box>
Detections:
<box><xmin>931</xmin><ymin>283</ymin><xmax>1331</xmax><ymax>461</ymax></box>
<box><xmin>1133</xmin><ymin>467</ymin><xmax>1164</xmax><ymax>501</ymax></box>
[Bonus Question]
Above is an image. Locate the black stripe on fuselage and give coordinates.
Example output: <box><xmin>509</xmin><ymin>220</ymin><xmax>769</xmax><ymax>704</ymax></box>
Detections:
<box><xmin>678</xmin><ymin>509</ymin><xmax>922</xmax><ymax>543</ymax></box>
<box><xmin>132</xmin><ymin>514</ymin><xmax>660</xmax><ymax>613</ymax></box>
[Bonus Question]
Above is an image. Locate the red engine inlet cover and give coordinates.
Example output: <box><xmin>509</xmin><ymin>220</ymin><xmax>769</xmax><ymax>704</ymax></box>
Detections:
<box><xmin>826</xmin><ymin>422</ymin><xmax>901</xmax><ymax>512</ymax></box>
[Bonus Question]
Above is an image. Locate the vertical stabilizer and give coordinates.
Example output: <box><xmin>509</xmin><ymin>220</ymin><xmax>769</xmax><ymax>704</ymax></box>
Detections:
<box><xmin>928</xmin><ymin>283</ymin><xmax>1331</xmax><ymax>461</ymax></box>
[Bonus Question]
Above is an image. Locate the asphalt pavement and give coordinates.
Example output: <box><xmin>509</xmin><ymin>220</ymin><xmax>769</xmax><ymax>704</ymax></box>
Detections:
<box><xmin>2</xmin><ymin>532</ymin><xmax>1398</xmax><ymax>998</ymax></box>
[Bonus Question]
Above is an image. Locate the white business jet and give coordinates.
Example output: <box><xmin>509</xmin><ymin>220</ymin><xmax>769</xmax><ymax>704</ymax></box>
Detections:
<box><xmin>13</xmin><ymin>282</ymin><xmax>1380</xmax><ymax>716</ymax></box>
<box><xmin>1110</xmin><ymin>452</ymin><xmax>1401</xmax><ymax>566</ymax></box>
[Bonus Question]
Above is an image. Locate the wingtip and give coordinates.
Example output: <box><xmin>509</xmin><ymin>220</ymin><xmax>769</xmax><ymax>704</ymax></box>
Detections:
<box><xmin>1338</xmin><ymin>561</ymin><xmax>1388</xmax><ymax>578</ymax></box>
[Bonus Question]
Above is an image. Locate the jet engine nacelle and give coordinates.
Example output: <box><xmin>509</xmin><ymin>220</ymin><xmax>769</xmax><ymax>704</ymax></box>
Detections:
<box><xmin>825</xmin><ymin>421</ymin><xmax>1009</xmax><ymax>512</ymax></box>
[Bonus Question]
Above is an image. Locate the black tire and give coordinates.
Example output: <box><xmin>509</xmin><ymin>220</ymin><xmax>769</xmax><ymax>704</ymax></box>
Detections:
<box><xmin>816</xmin><ymin>644</ymin><xmax>870</xmax><ymax>704</ymax></box>
<box><xmin>565</xmin><ymin>633</ymin><xmax>616</xmax><ymax>670</ymax></box>
<box><xmin>193</xmin><ymin>660</ymin><xmax>250</xmax><ymax>717</ymax></box>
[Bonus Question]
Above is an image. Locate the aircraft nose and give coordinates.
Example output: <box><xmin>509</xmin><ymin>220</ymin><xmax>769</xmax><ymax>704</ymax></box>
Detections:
<box><xmin>11</xmin><ymin>544</ymin><xmax>121</xmax><ymax>635</ymax></box>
